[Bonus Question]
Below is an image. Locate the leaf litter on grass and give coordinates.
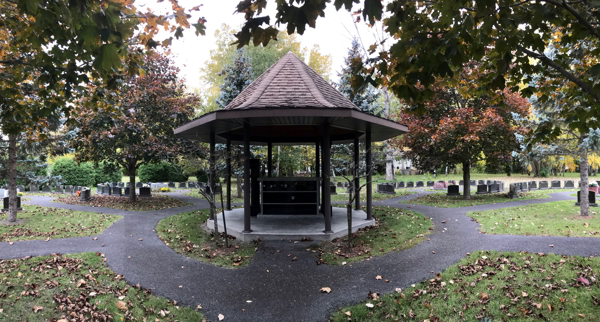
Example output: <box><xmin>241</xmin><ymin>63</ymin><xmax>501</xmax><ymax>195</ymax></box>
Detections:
<box><xmin>55</xmin><ymin>194</ymin><xmax>191</xmax><ymax>211</ymax></box>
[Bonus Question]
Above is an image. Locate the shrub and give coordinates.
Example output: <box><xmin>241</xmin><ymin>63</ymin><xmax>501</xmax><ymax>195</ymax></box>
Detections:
<box><xmin>195</xmin><ymin>169</ymin><xmax>208</xmax><ymax>183</ymax></box>
<box><xmin>92</xmin><ymin>162</ymin><xmax>122</xmax><ymax>184</ymax></box>
<box><xmin>139</xmin><ymin>162</ymin><xmax>188</xmax><ymax>183</ymax></box>
<box><xmin>51</xmin><ymin>158</ymin><xmax>95</xmax><ymax>186</ymax></box>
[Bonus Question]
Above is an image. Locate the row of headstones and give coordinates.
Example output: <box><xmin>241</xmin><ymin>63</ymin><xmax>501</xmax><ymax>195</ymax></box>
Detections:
<box><xmin>96</xmin><ymin>185</ymin><xmax>152</xmax><ymax>198</ymax></box>
<box><xmin>101</xmin><ymin>182</ymin><xmax>203</xmax><ymax>189</ymax></box>
<box><xmin>17</xmin><ymin>185</ymin><xmax>87</xmax><ymax>194</ymax></box>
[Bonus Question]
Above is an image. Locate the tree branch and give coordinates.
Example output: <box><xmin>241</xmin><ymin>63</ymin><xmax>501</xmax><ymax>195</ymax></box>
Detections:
<box><xmin>544</xmin><ymin>0</ymin><xmax>600</xmax><ymax>39</ymax></box>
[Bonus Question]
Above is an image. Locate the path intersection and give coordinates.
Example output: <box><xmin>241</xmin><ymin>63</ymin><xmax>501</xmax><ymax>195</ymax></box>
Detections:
<box><xmin>2</xmin><ymin>190</ymin><xmax>599</xmax><ymax>322</ymax></box>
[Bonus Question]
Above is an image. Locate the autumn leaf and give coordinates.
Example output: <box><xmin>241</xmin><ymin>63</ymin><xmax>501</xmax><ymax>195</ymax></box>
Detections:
<box><xmin>218</xmin><ymin>313</ymin><xmax>225</xmax><ymax>320</ymax></box>
<box><xmin>375</xmin><ymin>275</ymin><xmax>382</xmax><ymax>280</ymax></box>
<box><xmin>116</xmin><ymin>301</ymin><xmax>127</xmax><ymax>311</ymax></box>
<box><xmin>320</xmin><ymin>287</ymin><xmax>332</xmax><ymax>293</ymax></box>
<box><xmin>32</xmin><ymin>306</ymin><xmax>43</xmax><ymax>313</ymax></box>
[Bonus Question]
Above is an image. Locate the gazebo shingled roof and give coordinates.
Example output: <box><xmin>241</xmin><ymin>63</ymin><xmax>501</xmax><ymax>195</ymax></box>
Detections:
<box><xmin>224</xmin><ymin>52</ymin><xmax>359</xmax><ymax>110</ymax></box>
<box><xmin>174</xmin><ymin>52</ymin><xmax>407</xmax><ymax>144</ymax></box>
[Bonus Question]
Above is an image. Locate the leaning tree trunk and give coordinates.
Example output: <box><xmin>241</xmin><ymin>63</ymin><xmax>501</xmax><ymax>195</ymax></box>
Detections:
<box><xmin>7</xmin><ymin>133</ymin><xmax>17</xmax><ymax>222</ymax></box>
<box><xmin>128</xmin><ymin>160</ymin><xmax>137</xmax><ymax>202</ymax></box>
<box><xmin>463</xmin><ymin>161</ymin><xmax>471</xmax><ymax>200</ymax></box>
<box><xmin>580</xmin><ymin>135</ymin><xmax>589</xmax><ymax>216</ymax></box>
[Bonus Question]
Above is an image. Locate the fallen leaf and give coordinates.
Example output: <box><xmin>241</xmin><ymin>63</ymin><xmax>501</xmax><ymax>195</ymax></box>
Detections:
<box><xmin>522</xmin><ymin>291</ymin><xmax>528</xmax><ymax>297</ymax></box>
<box><xmin>532</xmin><ymin>302</ymin><xmax>542</xmax><ymax>309</ymax></box>
<box><xmin>246</xmin><ymin>300</ymin><xmax>252</xmax><ymax>303</ymax></box>
<box><xmin>584</xmin><ymin>222</ymin><xmax>589</xmax><ymax>227</ymax></box>
<box><xmin>116</xmin><ymin>301</ymin><xmax>127</xmax><ymax>311</ymax></box>
<box><xmin>576</xmin><ymin>276</ymin><xmax>590</xmax><ymax>285</ymax></box>
<box><xmin>320</xmin><ymin>287</ymin><xmax>332</xmax><ymax>293</ymax></box>
<box><xmin>218</xmin><ymin>313</ymin><xmax>225</xmax><ymax>321</ymax></box>
<box><xmin>32</xmin><ymin>306</ymin><xmax>43</xmax><ymax>313</ymax></box>
<box><xmin>480</xmin><ymin>292</ymin><xmax>489</xmax><ymax>300</ymax></box>
<box><xmin>375</xmin><ymin>275</ymin><xmax>382</xmax><ymax>280</ymax></box>
<box><xmin>395</xmin><ymin>288</ymin><xmax>402</xmax><ymax>293</ymax></box>
<box><xmin>549</xmin><ymin>244</ymin><xmax>554</xmax><ymax>247</ymax></box>
<box><xmin>344</xmin><ymin>311</ymin><xmax>352</xmax><ymax>317</ymax></box>
<box><xmin>365</xmin><ymin>303</ymin><xmax>374</xmax><ymax>308</ymax></box>
<box><xmin>76</xmin><ymin>279</ymin><xmax>86</xmax><ymax>288</ymax></box>
<box><xmin>579</xmin><ymin>314</ymin><xmax>585</xmax><ymax>318</ymax></box>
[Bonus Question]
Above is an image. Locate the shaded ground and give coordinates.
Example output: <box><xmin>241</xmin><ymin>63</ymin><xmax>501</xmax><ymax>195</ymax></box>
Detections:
<box><xmin>55</xmin><ymin>194</ymin><xmax>191</xmax><ymax>211</ymax></box>
<box><xmin>0</xmin><ymin>205</ymin><xmax>121</xmax><ymax>242</ymax></box>
<box><xmin>0</xmin><ymin>253</ymin><xmax>204</xmax><ymax>321</ymax></box>
<box><xmin>314</xmin><ymin>206</ymin><xmax>431</xmax><ymax>265</ymax></box>
<box><xmin>332</xmin><ymin>251</ymin><xmax>600</xmax><ymax>322</ymax></box>
<box><xmin>470</xmin><ymin>200</ymin><xmax>600</xmax><ymax>237</ymax></box>
<box><xmin>156</xmin><ymin>209</ymin><xmax>257</xmax><ymax>268</ymax></box>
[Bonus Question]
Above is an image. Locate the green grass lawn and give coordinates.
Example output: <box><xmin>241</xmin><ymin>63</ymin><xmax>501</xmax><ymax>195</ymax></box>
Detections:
<box><xmin>315</xmin><ymin>206</ymin><xmax>432</xmax><ymax>265</ymax></box>
<box><xmin>156</xmin><ymin>209</ymin><xmax>256</xmax><ymax>268</ymax></box>
<box><xmin>0</xmin><ymin>205</ymin><xmax>121</xmax><ymax>242</ymax></box>
<box><xmin>332</xmin><ymin>251</ymin><xmax>600</xmax><ymax>322</ymax></box>
<box><xmin>54</xmin><ymin>194</ymin><xmax>191</xmax><ymax>212</ymax></box>
<box><xmin>399</xmin><ymin>189</ymin><xmax>577</xmax><ymax>208</ymax></box>
<box><xmin>331</xmin><ymin>186</ymin><xmax>419</xmax><ymax>202</ymax></box>
<box><xmin>0</xmin><ymin>253</ymin><xmax>203</xmax><ymax>321</ymax></box>
<box><xmin>469</xmin><ymin>200</ymin><xmax>600</xmax><ymax>237</ymax></box>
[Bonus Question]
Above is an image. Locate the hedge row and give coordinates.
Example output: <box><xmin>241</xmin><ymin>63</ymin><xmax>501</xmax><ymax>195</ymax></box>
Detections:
<box><xmin>138</xmin><ymin>162</ymin><xmax>188</xmax><ymax>183</ymax></box>
<box><xmin>51</xmin><ymin>158</ymin><xmax>122</xmax><ymax>186</ymax></box>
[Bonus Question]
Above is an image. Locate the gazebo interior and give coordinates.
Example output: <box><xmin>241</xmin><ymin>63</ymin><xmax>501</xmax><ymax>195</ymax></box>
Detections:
<box><xmin>175</xmin><ymin>52</ymin><xmax>407</xmax><ymax>241</ymax></box>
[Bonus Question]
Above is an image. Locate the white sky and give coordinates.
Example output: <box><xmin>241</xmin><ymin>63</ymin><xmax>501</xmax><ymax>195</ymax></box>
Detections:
<box><xmin>143</xmin><ymin>0</ymin><xmax>381</xmax><ymax>90</ymax></box>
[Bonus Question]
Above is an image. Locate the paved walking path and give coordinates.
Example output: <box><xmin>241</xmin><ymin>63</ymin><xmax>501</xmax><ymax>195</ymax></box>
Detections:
<box><xmin>2</xmin><ymin>190</ymin><xmax>599</xmax><ymax>322</ymax></box>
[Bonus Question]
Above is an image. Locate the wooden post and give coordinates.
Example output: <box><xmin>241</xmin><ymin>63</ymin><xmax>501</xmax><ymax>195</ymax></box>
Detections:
<box><xmin>323</xmin><ymin>122</ymin><xmax>332</xmax><ymax>233</ymax></box>
<box><xmin>210</xmin><ymin>131</ymin><xmax>216</xmax><ymax>220</ymax></box>
<box><xmin>354</xmin><ymin>135</ymin><xmax>360</xmax><ymax>210</ymax></box>
<box><xmin>243</xmin><ymin>121</ymin><xmax>251</xmax><ymax>232</ymax></box>
<box><xmin>366</xmin><ymin>128</ymin><xmax>372</xmax><ymax>220</ymax></box>
<box><xmin>316</xmin><ymin>141</ymin><xmax>320</xmax><ymax>208</ymax></box>
<box><xmin>268</xmin><ymin>140</ymin><xmax>273</xmax><ymax>177</ymax></box>
<box><xmin>226</xmin><ymin>138</ymin><xmax>232</xmax><ymax>210</ymax></box>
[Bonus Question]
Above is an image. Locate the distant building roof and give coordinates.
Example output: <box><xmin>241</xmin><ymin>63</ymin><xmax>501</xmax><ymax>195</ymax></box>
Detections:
<box><xmin>224</xmin><ymin>52</ymin><xmax>359</xmax><ymax>110</ymax></box>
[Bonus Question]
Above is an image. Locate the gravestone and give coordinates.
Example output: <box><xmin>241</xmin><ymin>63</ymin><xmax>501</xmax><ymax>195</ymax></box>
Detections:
<box><xmin>433</xmin><ymin>182</ymin><xmax>447</xmax><ymax>190</ymax></box>
<box><xmin>16</xmin><ymin>185</ymin><xmax>25</xmax><ymax>192</ymax></box>
<box><xmin>406</xmin><ymin>181</ymin><xmax>414</xmax><ymax>188</ymax></box>
<box><xmin>478</xmin><ymin>180</ymin><xmax>485</xmax><ymax>185</ymax></box>
<box><xmin>139</xmin><ymin>187</ymin><xmax>152</xmax><ymax>198</ymax></box>
<box><xmin>476</xmin><ymin>184</ymin><xmax>488</xmax><ymax>194</ymax></box>
<box><xmin>486</xmin><ymin>180</ymin><xmax>493</xmax><ymax>185</ymax></box>
<box><xmin>459</xmin><ymin>180</ymin><xmax>464</xmax><ymax>185</ymax></box>
<box><xmin>112</xmin><ymin>182</ymin><xmax>119</xmax><ymax>187</ymax></box>
<box><xmin>448</xmin><ymin>180</ymin><xmax>456</xmax><ymax>185</ymax></box>
<box><xmin>112</xmin><ymin>186</ymin><xmax>122</xmax><ymax>196</ymax></box>
<box><xmin>118</xmin><ymin>182</ymin><xmax>125</xmax><ymax>188</ymax></box>
<box><xmin>102</xmin><ymin>185</ymin><xmax>111</xmax><ymax>195</ymax></box>
<box><xmin>42</xmin><ymin>186</ymin><xmax>52</xmax><ymax>193</ymax></box>
<box><xmin>396</xmin><ymin>182</ymin><xmax>405</xmax><ymax>188</ymax></box>
<box><xmin>508</xmin><ymin>184</ymin><xmax>520</xmax><ymax>199</ymax></box>
<box><xmin>528</xmin><ymin>181</ymin><xmax>537</xmax><ymax>190</ymax></box>
<box><xmin>576</xmin><ymin>191</ymin><xmax>598</xmax><ymax>207</ymax></box>
<box><xmin>54</xmin><ymin>185</ymin><xmax>64</xmax><ymax>193</ymax></box>
<box><xmin>377</xmin><ymin>183</ymin><xmax>396</xmax><ymax>194</ymax></box>
<box><xmin>427</xmin><ymin>181</ymin><xmax>435</xmax><ymax>187</ymax></box>
<box><xmin>3</xmin><ymin>196</ymin><xmax>22</xmax><ymax>211</ymax></box>
<box><xmin>551</xmin><ymin>180</ymin><xmax>561</xmax><ymax>189</ymax></box>
<box><xmin>447</xmin><ymin>185</ymin><xmax>460</xmax><ymax>196</ymax></box>
<box><xmin>124</xmin><ymin>187</ymin><xmax>131</xmax><ymax>196</ymax></box>
<box><xmin>79</xmin><ymin>188</ymin><xmax>91</xmax><ymax>202</ymax></box>
<box><xmin>168</xmin><ymin>182</ymin><xmax>176</xmax><ymax>188</ymax></box>
<box><xmin>539</xmin><ymin>181</ymin><xmax>549</xmax><ymax>189</ymax></box>
<box><xmin>179</xmin><ymin>182</ymin><xmax>186</xmax><ymax>188</ymax></box>
<box><xmin>437</xmin><ymin>180</ymin><xmax>445</xmax><ymax>184</ymax></box>
<box><xmin>330</xmin><ymin>184</ymin><xmax>337</xmax><ymax>195</ymax></box>
<box><xmin>28</xmin><ymin>184</ymin><xmax>39</xmax><ymax>192</ymax></box>
<box><xmin>520</xmin><ymin>182</ymin><xmax>529</xmax><ymax>191</ymax></box>
<box><xmin>564</xmin><ymin>180</ymin><xmax>575</xmax><ymax>188</ymax></box>
<box><xmin>488</xmin><ymin>183</ymin><xmax>500</xmax><ymax>193</ymax></box>
<box><xmin>470</xmin><ymin>180</ymin><xmax>476</xmax><ymax>186</ymax></box>
<box><xmin>0</xmin><ymin>189</ymin><xmax>5</xmax><ymax>198</ymax></box>
<box><xmin>416</xmin><ymin>181</ymin><xmax>424</xmax><ymax>187</ymax></box>
<box><xmin>136</xmin><ymin>182</ymin><xmax>143</xmax><ymax>188</ymax></box>
<box><xmin>96</xmin><ymin>185</ymin><xmax>102</xmax><ymax>194</ymax></box>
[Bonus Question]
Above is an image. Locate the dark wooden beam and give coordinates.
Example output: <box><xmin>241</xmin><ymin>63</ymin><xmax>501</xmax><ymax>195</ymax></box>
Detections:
<box><xmin>366</xmin><ymin>128</ymin><xmax>372</xmax><ymax>220</ymax></box>
<box><xmin>322</xmin><ymin>121</ymin><xmax>332</xmax><ymax>233</ymax></box>
<box><xmin>316</xmin><ymin>141</ymin><xmax>320</xmax><ymax>209</ymax></box>
<box><xmin>268</xmin><ymin>140</ymin><xmax>272</xmax><ymax>177</ymax></box>
<box><xmin>210</xmin><ymin>131</ymin><xmax>216</xmax><ymax>220</ymax></box>
<box><xmin>354</xmin><ymin>135</ymin><xmax>360</xmax><ymax>211</ymax></box>
<box><xmin>243</xmin><ymin>121</ymin><xmax>251</xmax><ymax>232</ymax></box>
<box><xmin>226</xmin><ymin>138</ymin><xmax>232</xmax><ymax>210</ymax></box>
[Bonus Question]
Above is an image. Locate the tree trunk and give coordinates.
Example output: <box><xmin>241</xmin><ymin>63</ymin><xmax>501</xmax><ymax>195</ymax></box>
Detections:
<box><xmin>532</xmin><ymin>160</ymin><xmax>541</xmax><ymax>177</ymax></box>
<box><xmin>276</xmin><ymin>146</ymin><xmax>281</xmax><ymax>176</ymax></box>
<box><xmin>382</xmin><ymin>86</ymin><xmax>394</xmax><ymax>181</ymax></box>
<box><xmin>7</xmin><ymin>133</ymin><xmax>17</xmax><ymax>222</ymax></box>
<box><xmin>580</xmin><ymin>134</ymin><xmax>589</xmax><ymax>216</ymax></box>
<box><xmin>128</xmin><ymin>161</ymin><xmax>137</xmax><ymax>202</ymax></box>
<box><xmin>463</xmin><ymin>161</ymin><xmax>471</xmax><ymax>200</ymax></box>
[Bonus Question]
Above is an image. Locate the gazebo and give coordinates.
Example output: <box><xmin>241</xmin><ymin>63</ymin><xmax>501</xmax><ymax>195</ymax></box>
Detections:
<box><xmin>175</xmin><ymin>52</ymin><xmax>407</xmax><ymax>240</ymax></box>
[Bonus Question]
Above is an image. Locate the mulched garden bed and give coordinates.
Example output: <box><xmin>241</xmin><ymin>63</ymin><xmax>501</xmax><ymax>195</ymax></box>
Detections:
<box><xmin>55</xmin><ymin>194</ymin><xmax>191</xmax><ymax>211</ymax></box>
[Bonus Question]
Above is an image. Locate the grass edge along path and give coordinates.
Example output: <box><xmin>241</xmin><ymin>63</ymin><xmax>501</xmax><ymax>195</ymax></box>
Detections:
<box><xmin>315</xmin><ymin>206</ymin><xmax>432</xmax><ymax>266</ymax></box>
<box><xmin>156</xmin><ymin>209</ymin><xmax>256</xmax><ymax>268</ymax></box>
<box><xmin>0</xmin><ymin>252</ymin><xmax>204</xmax><ymax>321</ymax></box>
<box><xmin>469</xmin><ymin>200</ymin><xmax>600</xmax><ymax>238</ymax></box>
<box><xmin>399</xmin><ymin>189</ymin><xmax>577</xmax><ymax>208</ymax></box>
<box><xmin>0</xmin><ymin>205</ymin><xmax>122</xmax><ymax>242</ymax></box>
<box><xmin>332</xmin><ymin>251</ymin><xmax>600</xmax><ymax>322</ymax></box>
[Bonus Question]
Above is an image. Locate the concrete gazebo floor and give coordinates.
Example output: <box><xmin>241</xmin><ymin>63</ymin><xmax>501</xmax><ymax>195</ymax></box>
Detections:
<box><xmin>206</xmin><ymin>207</ymin><xmax>374</xmax><ymax>242</ymax></box>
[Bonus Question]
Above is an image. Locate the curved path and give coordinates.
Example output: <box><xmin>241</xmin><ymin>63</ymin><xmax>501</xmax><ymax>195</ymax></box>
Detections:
<box><xmin>2</xmin><ymin>190</ymin><xmax>599</xmax><ymax>322</ymax></box>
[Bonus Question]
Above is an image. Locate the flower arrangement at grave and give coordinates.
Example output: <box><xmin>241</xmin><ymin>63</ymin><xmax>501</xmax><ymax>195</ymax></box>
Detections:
<box><xmin>160</xmin><ymin>187</ymin><xmax>170</xmax><ymax>192</ymax></box>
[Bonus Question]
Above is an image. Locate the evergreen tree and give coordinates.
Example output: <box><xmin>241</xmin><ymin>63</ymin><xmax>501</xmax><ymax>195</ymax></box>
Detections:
<box><xmin>216</xmin><ymin>49</ymin><xmax>253</xmax><ymax>108</ymax></box>
<box><xmin>337</xmin><ymin>38</ymin><xmax>382</xmax><ymax>116</ymax></box>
